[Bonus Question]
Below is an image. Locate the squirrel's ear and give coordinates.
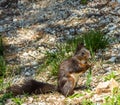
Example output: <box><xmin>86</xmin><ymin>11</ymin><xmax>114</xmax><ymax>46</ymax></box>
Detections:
<box><xmin>75</xmin><ymin>43</ymin><xmax>84</xmax><ymax>54</ymax></box>
<box><xmin>77</xmin><ymin>43</ymin><xmax>84</xmax><ymax>50</ymax></box>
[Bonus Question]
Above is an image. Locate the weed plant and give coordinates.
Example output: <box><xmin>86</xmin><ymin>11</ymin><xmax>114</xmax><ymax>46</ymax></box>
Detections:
<box><xmin>81</xmin><ymin>30</ymin><xmax>109</xmax><ymax>55</ymax></box>
<box><xmin>104</xmin><ymin>71</ymin><xmax>116</xmax><ymax>81</ymax></box>
<box><xmin>0</xmin><ymin>36</ymin><xmax>6</xmax><ymax>98</ymax></box>
<box><xmin>12</xmin><ymin>97</ymin><xmax>23</xmax><ymax>105</ymax></box>
<box><xmin>86</xmin><ymin>68</ymin><xmax>92</xmax><ymax>89</ymax></box>
<box><xmin>81</xmin><ymin>0</ymin><xmax>88</xmax><ymax>4</ymax></box>
<box><xmin>68</xmin><ymin>93</ymin><xmax>84</xmax><ymax>99</ymax></box>
<box><xmin>81</xmin><ymin>99</ymin><xmax>94</xmax><ymax>105</ymax></box>
<box><xmin>0</xmin><ymin>36</ymin><xmax>4</xmax><ymax>56</ymax></box>
<box><xmin>0</xmin><ymin>56</ymin><xmax>6</xmax><ymax>76</ymax></box>
<box><xmin>103</xmin><ymin>88</ymin><xmax>120</xmax><ymax>105</ymax></box>
<box><xmin>0</xmin><ymin>36</ymin><xmax>6</xmax><ymax>76</ymax></box>
<box><xmin>0</xmin><ymin>92</ymin><xmax>13</xmax><ymax>105</ymax></box>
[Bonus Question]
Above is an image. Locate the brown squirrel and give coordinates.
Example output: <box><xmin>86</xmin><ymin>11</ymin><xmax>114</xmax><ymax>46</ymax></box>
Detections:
<box><xmin>6</xmin><ymin>43</ymin><xmax>91</xmax><ymax>97</ymax></box>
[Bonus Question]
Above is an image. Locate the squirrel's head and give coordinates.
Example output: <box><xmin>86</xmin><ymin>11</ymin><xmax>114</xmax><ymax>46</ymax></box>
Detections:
<box><xmin>75</xmin><ymin>43</ymin><xmax>91</xmax><ymax>60</ymax></box>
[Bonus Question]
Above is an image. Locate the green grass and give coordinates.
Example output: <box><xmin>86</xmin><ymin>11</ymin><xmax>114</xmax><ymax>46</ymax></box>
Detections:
<box><xmin>0</xmin><ymin>93</ymin><xmax>13</xmax><ymax>105</ymax></box>
<box><xmin>86</xmin><ymin>68</ymin><xmax>92</xmax><ymax>89</ymax></box>
<box><xmin>0</xmin><ymin>36</ymin><xmax>4</xmax><ymax>56</ymax></box>
<box><xmin>81</xmin><ymin>30</ymin><xmax>109</xmax><ymax>55</ymax></box>
<box><xmin>68</xmin><ymin>93</ymin><xmax>84</xmax><ymax>99</ymax></box>
<box><xmin>0</xmin><ymin>36</ymin><xmax>6</xmax><ymax>77</ymax></box>
<box><xmin>0</xmin><ymin>93</ymin><xmax>24</xmax><ymax>105</ymax></box>
<box><xmin>81</xmin><ymin>99</ymin><xmax>94</xmax><ymax>105</ymax></box>
<box><xmin>104</xmin><ymin>71</ymin><xmax>116</xmax><ymax>81</ymax></box>
<box><xmin>12</xmin><ymin>97</ymin><xmax>23</xmax><ymax>105</ymax></box>
<box><xmin>0</xmin><ymin>36</ymin><xmax>8</xmax><ymax>104</ymax></box>
<box><xmin>0</xmin><ymin>36</ymin><xmax>5</xmax><ymax>76</ymax></box>
<box><xmin>66</xmin><ymin>93</ymin><xmax>94</xmax><ymax>105</ymax></box>
<box><xmin>81</xmin><ymin>0</ymin><xmax>88</xmax><ymax>4</ymax></box>
<box><xmin>0</xmin><ymin>56</ymin><xmax>6</xmax><ymax>76</ymax></box>
<box><xmin>66</xmin><ymin>88</ymin><xmax>120</xmax><ymax>105</ymax></box>
<box><xmin>103</xmin><ymin>88</ymin><xmax>120</xmax><ymax>105</ymax></box>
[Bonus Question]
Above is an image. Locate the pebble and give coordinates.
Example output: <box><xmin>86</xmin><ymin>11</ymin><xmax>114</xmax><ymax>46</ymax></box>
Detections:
<box><xmin>108</xmin><ymin>56</ymin><xmax>117</xmax><ymax>62</ymax></box>
<box><xmin>108</xmin><ymin>23</ymin><xmax>117</xmax><ymax>31</ymax></box>
<box><xmin>5</xmin><ymin>99</ymin><xmax>14</xmax><ymax>105</ymax></box>
<box><xmin>0</xmin><ymin>26</ymin><xmax>4</xmax><ymax>32</ymax></box>
<box><xmin>37</xmin><ymin>102</ymin><xmax>46</xmax><ymax>105</ymax></box>
<box><xmin>105</xmin><ymin>67</ymin><xmax>112</xmax><ymax>71</ymax></box>
<box><xmin>24</xmin><ymin>72</ymin><xmax>31</xmax><ymax>76</ymax></box>
<box><xmin>28</xmin><ymin>97</ymin><xmax>34</xmax><ymax>103</ymax></box>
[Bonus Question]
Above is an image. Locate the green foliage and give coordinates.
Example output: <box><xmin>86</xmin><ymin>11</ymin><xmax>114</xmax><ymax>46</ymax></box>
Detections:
<box><xmin>68</xmin><ymin>93</ymin><xmax>84</xmax><ymax>99</ymax></box>
<box><xmin>0</xmin><ymin>36</ymin><xmax>7</xmax><ymax>103</ymax></box>
<box><xmin>12</xmin><ymin>97</ymin><xmax>23</xmax><ymax>105</ymax></box>
<box><xmin>81</xmin><ymin>0</ymin><xmax>87</xmax><ymax>4</ymax></box>
<box><xmin>0</xmin><ymin>93</ymin><xmax>23</xmax><ymax>105</ymax></box>
<box><xmin>0</xmin><ymin>93</ymin><xmax>13</xmax><ymax>105</ymax></box>
<box><xmin>45</xmin><ymin>52</ymin><xmax>60</xmax><ymax>76</ymax></box>
<box><xmin>81</xmin><ymin>99</ymin><xmax>94</xmax><ymax>105</ymax></box>
<box><xmin>0</xmin><ymin>36</ymin><xmax>4</xmax><ymax>56</ymax></box>
<box><xmin>0</xmin><ymin>36</ymin><xmax>6</xmax><ymax>76</ymax></box>
<box><xmin>104</xmin><ymin>71</ymin><xmax>116</xmax><ymax>81</ymax></box>
<box><xmin>82</xmin><ymin>30</ymin><xmax>109</xmax><ymax>54</ymax></box>
<box><xmin>86</xmin><ymin>68</ymin><xmax>92</xmax><ymax>89</ymax></box>
<box><xmin>103</xmin><ymin>88</ymin><xmax>120</xmax><ymax>105</ymax></box>
<box><xmin>0</xmin><ymin>56</ymin><xmax>6</xmax><ymax>76</ymax></box>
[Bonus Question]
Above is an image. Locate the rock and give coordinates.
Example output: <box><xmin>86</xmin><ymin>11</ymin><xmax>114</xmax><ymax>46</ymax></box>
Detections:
<box><xmin>24</xmin><ymin>72</ymin><xmax>31</xmax><ymax>76</ymax></box>
<box><xmin>96</xmin><ymin>81</ymin><xmax>110</xmax><ymax>94</ymax></box>
<box><xmin>0</xmin><ymin>26</ymin><xmax>4</xmax><ymax>32</ymax></box>
<box><xmin>0</xmin><ymin>0</ymin><xmax>18</xmax><ymax>9</ymax></box>
<box><xmin>108</xmin><ymin>56</ymin><xmax>117</xmax><ymax>62</ymax></box>
<box><xmin>37</xmin><ymin>102</ymin><xmax>46</xmax><ymax>105</ymax></box>
<box><xmin>31</xmin><ymin>61</ymin><xmax>38</xmax><ymax>66</ymax></box>
<box><xmin>28</xmin><ymin>97</ymin><xmax>33</xmax><ymax>104</ymax></box>
<box><xmin>105</xmin><ymin>67</ymin><xmax>112</xmax><ymax>71</ymax></box>
<box><xmin>21</xmin><ymin>104</ymin><xmax>27</xmax><ymax>105</ymax></box>
<box><xmin>92</xmin><ymin>94</ymin><xmax>103</xmax><ymax>102</ymax></box>
<box><xmin>5</xmin><ymin>99</ymin><xmax>14</xmax><ymax>105</ymax></box>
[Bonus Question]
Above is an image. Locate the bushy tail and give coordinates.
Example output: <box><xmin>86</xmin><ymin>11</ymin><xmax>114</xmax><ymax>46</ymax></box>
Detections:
<box><xmin>6</xmin><ymin>79</ymin><xmax>57</xmax><ymax>96</ymax></box>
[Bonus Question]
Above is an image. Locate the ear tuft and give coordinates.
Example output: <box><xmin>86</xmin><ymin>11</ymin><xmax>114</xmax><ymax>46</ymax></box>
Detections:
<box><xmin>75</xmin><ymin>43</ymin><xmax>84</xmax><ymax>54</ymax></box>
<box><xmin>77</xmin><ymin>43</ymin><xmax>84</xmax><ymax>50</ymax></box>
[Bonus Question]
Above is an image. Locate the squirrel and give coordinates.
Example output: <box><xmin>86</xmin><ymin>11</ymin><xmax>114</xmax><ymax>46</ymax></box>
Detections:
<box><xmin>5</xmin><ymin>43</ymin><xmax>91</xmax><ymax>97</ymax></box>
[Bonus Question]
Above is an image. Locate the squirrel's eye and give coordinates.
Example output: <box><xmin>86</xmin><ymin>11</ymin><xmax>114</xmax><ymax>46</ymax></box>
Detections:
<box><xmin>81</xmin><ymin>52</ymin><xmax>84</xmax><ymax>55</ymax></box>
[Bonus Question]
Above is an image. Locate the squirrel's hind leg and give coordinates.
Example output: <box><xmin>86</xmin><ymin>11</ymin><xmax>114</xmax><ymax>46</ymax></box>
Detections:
<box><xmin>59</xmin><ymin>77</ymin><xmax>75</xmax><ymax>97</ymax></box>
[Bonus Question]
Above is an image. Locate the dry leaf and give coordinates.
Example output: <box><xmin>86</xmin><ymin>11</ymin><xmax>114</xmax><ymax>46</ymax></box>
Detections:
<box><xmin>96</xmin><ymin>78</ymin><xmax>119</xmax><ymax>94</ymax></box>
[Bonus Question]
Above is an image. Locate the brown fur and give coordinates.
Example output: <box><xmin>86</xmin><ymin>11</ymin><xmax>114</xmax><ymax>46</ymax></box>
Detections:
<box><xmin>6</xmin><ymin>80</ymin><xmax>56</xmax><ymax>96</ymax></box>
<box><xmin>58</xmin><ymin>43</ymin><xmax>91</xmax><ymax>96</ymax></box>
<box><xmin>6</xmin><ymin>43</ymin><xmax>91</xmax><ymax>97</ymax></box>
